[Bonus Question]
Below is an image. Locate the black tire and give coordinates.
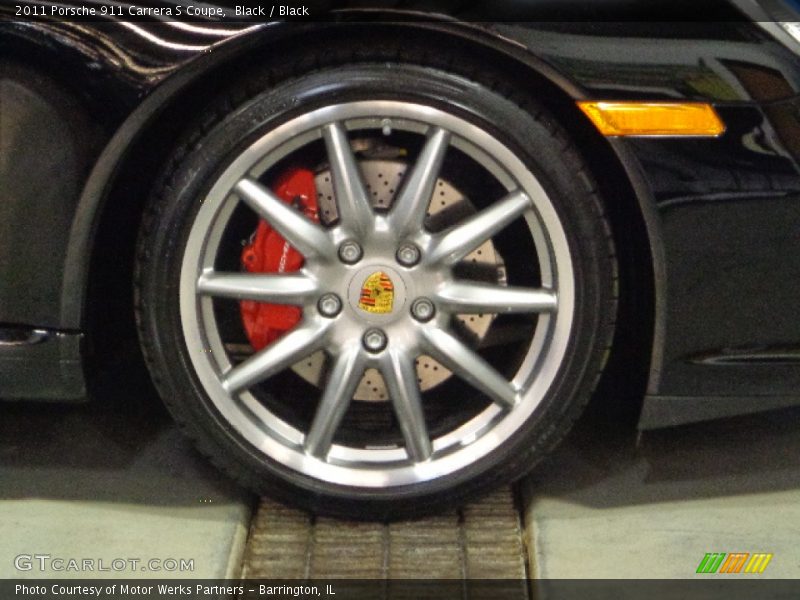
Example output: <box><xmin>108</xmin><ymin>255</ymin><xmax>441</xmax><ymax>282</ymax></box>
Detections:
<box><xmin>135</xmin><ymin>53</ymin><xmax>617</xmax><ymax>520</ymax></box>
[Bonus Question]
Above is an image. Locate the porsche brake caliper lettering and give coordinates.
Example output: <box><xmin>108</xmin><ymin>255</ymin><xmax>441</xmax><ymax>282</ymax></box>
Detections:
<box><xmin>240</xmin><ymin>168</ymin><xmax>319</xmax><ymax>350</ymax></box>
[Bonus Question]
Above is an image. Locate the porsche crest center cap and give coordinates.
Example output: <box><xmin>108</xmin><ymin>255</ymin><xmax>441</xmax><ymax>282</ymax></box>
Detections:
<box><xmin>347</xmin><ymin>265</ymin><xmax>407</xmax><ymax>322</ymax></box>
<box><xmin>358</xmin><ymin>271</ymin><xmax>395</xmax><ymax>314</ymax></box>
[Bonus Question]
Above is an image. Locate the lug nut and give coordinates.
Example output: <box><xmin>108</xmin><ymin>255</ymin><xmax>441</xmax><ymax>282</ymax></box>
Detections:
<box><xmin>362</xmin><ymin>328</ymin><xmax>388</xmax><ymax>353</ymax></box>
<box><xmin>396</xmin><ymin>243</ymin><xmax>421</xmax><ymax>267</ymax></box>
<box><xmin>318</xmin><ymin>293</ymin><xmax>343</xmax><ymax>318</ymax></box>
<box><xmin>411</xmin><ymin>298</ymin><xmax>436</xmax><ymax>322</ymax></box>
<box><xmin>338</xmin><ymin>240</ymin><xmax>363</xmax><ymax>264</ymax></box>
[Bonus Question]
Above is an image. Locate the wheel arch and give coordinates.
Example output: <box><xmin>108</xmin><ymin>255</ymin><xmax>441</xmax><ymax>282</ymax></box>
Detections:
<box><xmin>72</xmin><ymin>18</ymin><xmax>664</xmax><ymax>405</ymax></box>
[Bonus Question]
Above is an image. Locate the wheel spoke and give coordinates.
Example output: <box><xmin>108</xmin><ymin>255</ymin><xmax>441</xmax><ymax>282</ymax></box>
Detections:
<box><xmin>222</xmin><ymin>321</ymin><xmax>327</xmax><ymax>395</ymax></box>
<box><xmin>234</xmin><ymin>178</ymin><xmax>334</xmax><ymax>259</ymax></box>
<box><xmin>390</xmin><ymin>127</ymin><xmax>451</xmax><ymax>236</ymax></box>
<box><xmin>322</xmin><ymin>122</ymin><xmax>374</xmax><ymax>236</ymax></box>
<box><xmin>421</xmin><ymin>328</ymin><xmax>519</xmax><ymax>409</ymax></box>
<box><xmin>304</xmin><ymin>348</ymin><xmax>366</xmax><ymax>459</ymax></box>
<box><xmin>380</xmin><ymin>349</ymin><xmax>433</xmax><ymax>463</ymax></box>
<box><xmin>436</xmin><ymin>282</ymin><xmax>557</xmax><ymax>314</ymax></box>
<box><xmin>197</xmin><ymin>271</ymin><xmax>318</xmax><ymax>304</ymax></box>
<box><xmin>427</xmin><ymin>190</ymin><xmax>531</xmax><ymax>266</ymax></box>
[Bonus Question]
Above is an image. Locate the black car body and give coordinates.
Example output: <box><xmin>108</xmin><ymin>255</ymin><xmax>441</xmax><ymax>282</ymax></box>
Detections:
<box><xmin>2</xmin><ymin>0</ymin><xmax>800</xmax><ymax>516</ymax></box>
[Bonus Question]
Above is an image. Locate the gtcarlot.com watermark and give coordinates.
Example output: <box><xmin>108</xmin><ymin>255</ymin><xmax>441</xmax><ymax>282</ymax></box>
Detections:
<box><xmin>14</xmin><ymin>554</ymin><xmax>195</xmax><ymax>573</ymax></box>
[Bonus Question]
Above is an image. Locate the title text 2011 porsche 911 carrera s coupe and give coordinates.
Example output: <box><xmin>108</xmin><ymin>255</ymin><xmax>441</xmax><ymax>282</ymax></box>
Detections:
<box><xmin>2</xmin><ymin>0</ymin><xmax>800</xmax><ymax>518</ymax></box>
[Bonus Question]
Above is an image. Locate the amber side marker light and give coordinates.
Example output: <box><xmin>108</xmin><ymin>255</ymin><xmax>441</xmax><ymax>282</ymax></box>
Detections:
<box><xmin>577</xmin><ymin>101</ymin><xmax>725</xmax><ymax>137</ymax></box>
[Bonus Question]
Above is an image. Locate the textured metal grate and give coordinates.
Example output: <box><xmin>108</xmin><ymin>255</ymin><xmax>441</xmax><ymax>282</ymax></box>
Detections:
<box><xmin>241</xmin><ymin>489</ymin><xmax>528</xmax><ymax>588</ymax></box>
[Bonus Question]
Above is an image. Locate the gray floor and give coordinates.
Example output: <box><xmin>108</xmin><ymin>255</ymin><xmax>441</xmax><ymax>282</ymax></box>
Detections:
<box><xmin>3</xmin><ymin>363</ymin><xmax>799</xmax><ymax>582</ymax></box>
<box><xmin>0</xmin><ymin>367</ymin><xmax>252</xmax><ymax>579</ymax></box>
<box><xmin>523</xmin><ymin>406</ymin><xmax>800</xmax><ymax>579</ymax></box>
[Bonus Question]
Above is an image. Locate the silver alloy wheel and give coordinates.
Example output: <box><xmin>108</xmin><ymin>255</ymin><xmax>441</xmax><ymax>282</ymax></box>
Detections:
<box><xmin>179</xmin><ymin>101</ymin><xmax>575</xmax><ymax>487</ymax></box>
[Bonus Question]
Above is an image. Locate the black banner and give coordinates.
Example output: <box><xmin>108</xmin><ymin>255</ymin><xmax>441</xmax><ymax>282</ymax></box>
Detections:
<box><xmin>0</xmin><ymin>0</ymin><xmax>788</xmax><ymax>23</ymax></box>
<box><xmin>3</xmin><ymin>579</ymin><xmax>800</xmax><ymax>600</ymax></box>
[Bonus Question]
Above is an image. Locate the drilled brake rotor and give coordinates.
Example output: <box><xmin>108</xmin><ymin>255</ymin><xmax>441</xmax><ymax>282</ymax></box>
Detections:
<box><xmin>289</xmin><ymin>159</ymin><xmax>503</xmax><ymax>402</ymax></box>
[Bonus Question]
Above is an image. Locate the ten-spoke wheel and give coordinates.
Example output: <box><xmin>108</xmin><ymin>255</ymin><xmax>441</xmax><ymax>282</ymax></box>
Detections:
<box><xmin>136</xmin><ymin>60</ymin><xmax>616</xmax><ymax>519</ymax></box>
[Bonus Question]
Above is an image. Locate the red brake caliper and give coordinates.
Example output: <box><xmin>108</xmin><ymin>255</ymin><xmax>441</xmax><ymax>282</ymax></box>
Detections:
<box><xmin>240</xmin><ymin>168</ymin><xmax>320</xmax><ymax>351</ymax></box>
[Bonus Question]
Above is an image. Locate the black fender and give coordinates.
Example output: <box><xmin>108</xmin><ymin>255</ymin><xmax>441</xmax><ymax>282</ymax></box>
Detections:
<box><xmin>61</xmin><ymin>14</ymin><xmax>665</xmax><ymax>397</ymax></box>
